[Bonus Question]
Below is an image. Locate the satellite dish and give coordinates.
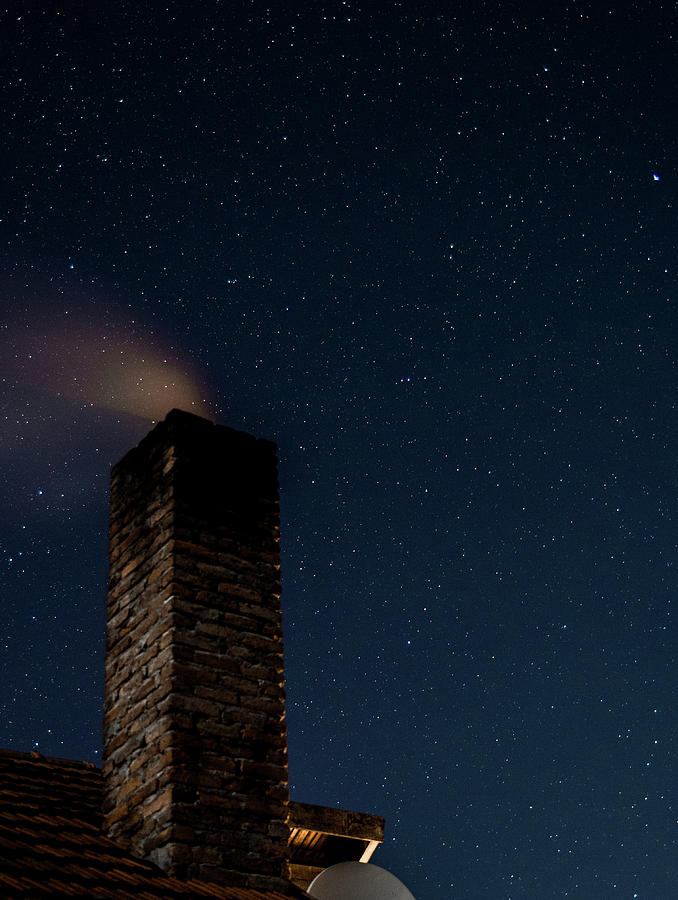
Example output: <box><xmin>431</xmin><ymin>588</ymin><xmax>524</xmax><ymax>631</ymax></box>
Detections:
<box><xmin>307</xmin><ymin>861</ymin><xmax>416</xmax><ymax>900</ymax></box>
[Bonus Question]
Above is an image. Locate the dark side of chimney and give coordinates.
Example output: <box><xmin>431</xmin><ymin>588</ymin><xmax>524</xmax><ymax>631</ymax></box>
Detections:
<box><xmin>102</xmin><ymin>410</ymin><xmax>290</xmax><ymax>893</ymax></box>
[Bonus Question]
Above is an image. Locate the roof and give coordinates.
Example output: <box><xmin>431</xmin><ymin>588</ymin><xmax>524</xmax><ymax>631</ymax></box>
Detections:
<box><xmin>288</xmin><ymin>801</ymin><xmax>384</xmax><ymax>888</ymax></box>
<box><xmin>0</xmin><ymin>749</ymin><xmax>305</xmax><ymax>900</ymax></box>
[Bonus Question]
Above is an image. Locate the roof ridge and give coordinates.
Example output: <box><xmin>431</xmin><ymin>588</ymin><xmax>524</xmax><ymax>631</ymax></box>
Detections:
<box><xmin>0</xmin><ymin>748</ymin><xmax>100</xmax><ymax>770</ymax></box>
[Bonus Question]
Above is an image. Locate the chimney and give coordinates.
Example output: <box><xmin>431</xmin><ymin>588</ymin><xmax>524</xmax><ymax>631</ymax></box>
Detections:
<box><xmin>102</xmin><ymin>410</ymin><xmax>290</xmax><ymax>892</ymax></box>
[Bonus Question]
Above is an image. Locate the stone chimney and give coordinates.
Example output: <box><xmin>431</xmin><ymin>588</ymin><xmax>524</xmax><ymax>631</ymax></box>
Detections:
<box><xmin>102</xmin><ymin>410</ymin><xmax>290</xmax><ymax>892</ymax></box>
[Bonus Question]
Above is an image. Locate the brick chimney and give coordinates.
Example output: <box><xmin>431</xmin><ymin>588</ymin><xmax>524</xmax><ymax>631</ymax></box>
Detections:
<box><xmin>102</xmin><ymin>410</ymin><xmax>290</xmax><ymax>892</ymax></box>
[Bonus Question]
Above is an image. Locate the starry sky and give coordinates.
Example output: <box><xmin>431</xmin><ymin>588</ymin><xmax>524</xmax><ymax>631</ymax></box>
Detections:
<box><xmin>1</xmin><ymin>1</ymin><xmax>677</xmax><ymax>897</ymax></box>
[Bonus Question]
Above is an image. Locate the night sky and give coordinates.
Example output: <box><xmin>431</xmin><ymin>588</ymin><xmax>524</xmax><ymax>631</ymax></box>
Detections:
<box><xmin>1</xmin><ymin>2</ymin><xmax>677</xmax><ymax>897</ymax></box>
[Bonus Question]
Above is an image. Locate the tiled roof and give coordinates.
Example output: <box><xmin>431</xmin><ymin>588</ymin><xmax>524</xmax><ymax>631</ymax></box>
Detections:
<box><xmin>0</xmin><ymin>749</ymin><xmax>302</xmax><ymax>900</ymax></box>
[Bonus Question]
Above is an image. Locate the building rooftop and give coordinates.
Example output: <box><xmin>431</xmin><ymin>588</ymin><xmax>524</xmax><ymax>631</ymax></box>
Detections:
<box><xmin>0</xmin><ymin>748</ymin><xmax>384</xmax><ymax>898</ymax></box>
<box><xmin>0</xmin><ymin>748</ymin><xmax>298</xmax><ymax>899</ymax></box>
<box><xmin>0</xmin><ymin>411</ymin><xmax>386</xmax><ymax>897</ymax></box>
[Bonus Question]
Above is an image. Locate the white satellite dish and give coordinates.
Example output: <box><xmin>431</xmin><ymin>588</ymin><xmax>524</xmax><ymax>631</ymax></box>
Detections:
<box><xmin>307</xmin><ymin>861</ymin><xmax>416</xmax><ymax>900</ymax></box>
